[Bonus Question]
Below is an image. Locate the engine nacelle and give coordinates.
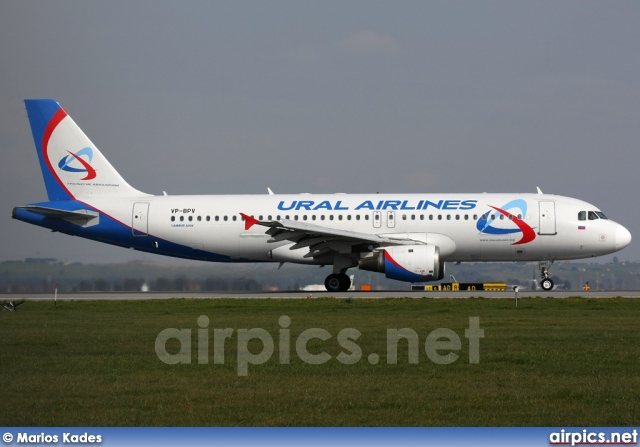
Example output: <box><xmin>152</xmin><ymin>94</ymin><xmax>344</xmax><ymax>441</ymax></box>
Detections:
<box><xmin>358</xmin><ymin>245</ymin><xmax>444</xmax><ymax>282</ymax></box>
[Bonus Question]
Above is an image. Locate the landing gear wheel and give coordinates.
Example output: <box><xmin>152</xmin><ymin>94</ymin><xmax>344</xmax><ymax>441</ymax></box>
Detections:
<box><xmin>540</xmin><ymin>278</ymin><xmax>554</xmax><ymax>291</ymax></box>
<box><xmin>325</xmin><ymin>273</ymin><xmax>351</xmax><ymax>292</ymax></box>
<box><xmin>325</xmin><ymin>274</ymin><xmax>343</xmax><ymax>293</ymax></box>
<box><xmin>338</xmin><ymin>273</ymin><xmax>351</xmax><ymax>291</ymax></box>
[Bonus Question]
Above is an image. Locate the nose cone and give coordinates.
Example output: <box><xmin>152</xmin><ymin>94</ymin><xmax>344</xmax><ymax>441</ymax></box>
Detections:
<box><xmin>615</xmin><ymin>224</ymin><xmax>632</xmax><ymax>250</ymax></box>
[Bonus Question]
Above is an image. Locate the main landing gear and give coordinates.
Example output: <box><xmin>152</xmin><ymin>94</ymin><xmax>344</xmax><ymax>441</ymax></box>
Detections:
<box><xmin>325</xmin><ymin>254</ymin><xmax>356</xmax><ymax>292</ymax></box>
<box><xmin>325</xmin><ymin>273</ymin><xmax>351</xmax><ymax>293</ymax></box>
<box><xmin>539</xmin><ymin>260</ymin><xmax>554</xmax><ymax>291</ymax></box>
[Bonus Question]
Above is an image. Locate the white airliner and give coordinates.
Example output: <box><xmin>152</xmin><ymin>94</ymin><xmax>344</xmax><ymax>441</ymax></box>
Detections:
<box><xmin>13</xmin><ymin>100</ymin><xmax>632</xmax><ymax>292</ymax></box>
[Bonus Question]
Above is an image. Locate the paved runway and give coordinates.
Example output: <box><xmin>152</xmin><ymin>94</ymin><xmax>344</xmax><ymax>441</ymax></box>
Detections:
<box><xmin>3</xmin><ymin>290</ymin><xmax>640</xmax><ymax>300</ymax></box>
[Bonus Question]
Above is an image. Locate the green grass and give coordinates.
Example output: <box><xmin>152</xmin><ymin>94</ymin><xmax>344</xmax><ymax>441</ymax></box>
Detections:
<box><xmin>1</xmin><ymin>297</ymin><xmax>639</xmax><ymax>426</ymax></box>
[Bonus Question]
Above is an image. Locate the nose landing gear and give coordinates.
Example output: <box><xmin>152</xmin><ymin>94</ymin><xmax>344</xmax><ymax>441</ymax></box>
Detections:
<box><xmin>539</xmin><ymin>260</ymin><xmax>555</xmax><ymax>291</ymax></box>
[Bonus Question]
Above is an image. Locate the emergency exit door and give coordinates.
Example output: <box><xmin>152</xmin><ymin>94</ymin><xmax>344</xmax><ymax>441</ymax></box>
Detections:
<box><xmin>387</xmin><ymin>211</ymin><xmax>396</xmax><ymax>228</ymax></box>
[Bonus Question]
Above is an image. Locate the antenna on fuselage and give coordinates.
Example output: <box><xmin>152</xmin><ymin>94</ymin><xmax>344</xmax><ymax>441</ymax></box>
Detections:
<box><xmin>536</xmin><ymin>187</ymin><xmax>543</xmax><ymax>194</ymax></box>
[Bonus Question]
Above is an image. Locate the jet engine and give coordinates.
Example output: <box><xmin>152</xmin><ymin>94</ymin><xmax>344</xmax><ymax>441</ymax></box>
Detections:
<box><xmin>358</xmin><ymin>245</ymin><xmax>444</xmax><ymax>282</ymax></box>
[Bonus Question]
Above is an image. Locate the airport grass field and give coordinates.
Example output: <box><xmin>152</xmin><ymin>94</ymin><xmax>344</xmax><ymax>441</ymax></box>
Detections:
<box><xmin>1</xmin><ymin>297</ymin><xmax>639</xmax><ymax>426</ymax></box>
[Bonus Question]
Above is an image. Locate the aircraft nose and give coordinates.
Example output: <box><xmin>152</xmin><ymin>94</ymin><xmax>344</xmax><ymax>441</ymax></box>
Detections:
<box><xmin>615</xmin><ymin>224</ymin><xmax>632</xmax><ymax>250</ymax></box>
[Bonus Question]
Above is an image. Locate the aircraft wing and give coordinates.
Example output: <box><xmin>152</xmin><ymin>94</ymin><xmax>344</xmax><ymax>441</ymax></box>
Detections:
<box><xmin>240</xmin><ymin>213</ymin><xmax>420</xmax><ymax>258</ymax></box>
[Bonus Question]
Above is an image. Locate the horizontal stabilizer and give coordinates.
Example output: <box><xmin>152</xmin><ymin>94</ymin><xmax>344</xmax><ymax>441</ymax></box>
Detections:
<box><xmin>15</xmin><ymin>205</ymin><xmax>99</xmax><ymax>227</ymax></box>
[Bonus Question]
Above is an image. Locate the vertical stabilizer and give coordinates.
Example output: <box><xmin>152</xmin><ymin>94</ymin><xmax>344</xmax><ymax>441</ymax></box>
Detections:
<box><xmin>24</xmin><ymin>99</ymin><xmax>148</xmax><ymax>200</ymax></box>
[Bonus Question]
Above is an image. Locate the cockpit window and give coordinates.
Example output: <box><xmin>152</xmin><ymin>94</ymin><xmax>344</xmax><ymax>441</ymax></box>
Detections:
<box><xmin>578</xmin><ymin>211</ymin><xmax>586</xmax><ymax>221</ymax></box>
<box><xmin>588</xmin><ymin>211</ymin><xmax>599</xmax><ymax>220</ymax></box>
<box><xmin>596</xmin><ymin>211</ymin><xmax>608</xmax><ymax>220</ymax></box>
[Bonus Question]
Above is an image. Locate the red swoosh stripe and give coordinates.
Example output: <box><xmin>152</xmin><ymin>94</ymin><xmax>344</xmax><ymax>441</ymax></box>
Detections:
<box><xmin>66</xmin><ymin>151</ymin><xmax>97</xmax><ymax>180</ymax></box>
<box><xmin>489</xmin><ymin>205</ymin><xmax>536</xmax><ymax>245</ymax></box>
<box><xmin>43</xmin><ymin>108</ymin><xmax>75</xmax><ymax>199</ymax></box>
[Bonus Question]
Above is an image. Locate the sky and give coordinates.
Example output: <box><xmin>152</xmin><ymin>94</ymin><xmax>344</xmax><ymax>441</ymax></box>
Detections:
<box><xmin>1</xmin><ymin>1</ymin><xmax>639</xmax><ymax>264</ymax></box>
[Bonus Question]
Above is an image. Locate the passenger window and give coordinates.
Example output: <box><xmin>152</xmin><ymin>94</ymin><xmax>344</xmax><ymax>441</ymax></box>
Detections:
<box><xmin>232</xmin><ymin>216</ymin><xmax>237</xmax><ymax>221</ymax></box>
<box><xmin>224</xmin><ymin>216</ymin><xmax>228</xmax><ymax>221</ymax></box>
<box><xmin>365</xmin><ymin>215</ymin><xmax>369</xmax><ymax>220</ymax></box>
<box><xmin>197</xmin><ymin>216</ymin><xmax>201</xmax><ymax>222</ymax></box>
<box><xmin>446</xmin><ymin>215</ymin><xmax>451</xmax><ymax>220</ymax></box>
<box><xmin>402</xmin><ymin>215</ymin><xmax>407</xmax><ymax>221</ymax></box>
<box><xmin>588</xmin><ymin>211</ymin><xmax>598</xmax><ymax>220</ymax></box>
<box><xmin>455</xmin><ymin>215</ymin><xmax>460</xmax><ymax>220</ymax></box>
<box><xmin>438</xmin><ymin>215</ymin><xmax>442</xmax><ymax>221</ymax></box>
<box><xmin>303</xmin><ymin>215</ymin><xmax>308</xmax><ymax>221</ymax></box>
<box><xmin>578</xmin><ymin>211</ymin><xmax>586</xmax><ymax>221</ymax></box>
<box><xmin>180</xmin><ymin>216</ymin><xmax>184</xmax><ymax>222</ymax></box>
<box><xmin>206</xmin><ymin>216</ymin><xmax>210</xmax><ymax>222</ymax></box>
<box><xmin>171</xmin><ymin>216</ymin><xmax>175</xmax><ymax>222</ymax></box>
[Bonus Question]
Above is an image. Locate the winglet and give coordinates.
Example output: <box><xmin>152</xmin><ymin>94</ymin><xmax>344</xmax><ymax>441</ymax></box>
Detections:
<box><xmin>240</xmin><ymin>213</ymin><xmax>260</xmax><ymax>230</ymax></box>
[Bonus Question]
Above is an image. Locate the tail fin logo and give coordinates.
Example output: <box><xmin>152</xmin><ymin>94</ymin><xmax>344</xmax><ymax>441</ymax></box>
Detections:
<box><xmin>57</xmin><ymin>147</ymin><xmax>97</xmax><ymax>180</ymax></box>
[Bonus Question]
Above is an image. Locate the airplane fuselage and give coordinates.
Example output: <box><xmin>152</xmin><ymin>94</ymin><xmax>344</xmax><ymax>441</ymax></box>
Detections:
<box><xmin>15</xmin><ymin>192</ymin><xmax>628</xmax><ymax>264</ymax></box>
